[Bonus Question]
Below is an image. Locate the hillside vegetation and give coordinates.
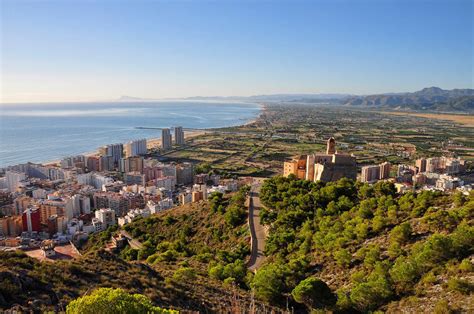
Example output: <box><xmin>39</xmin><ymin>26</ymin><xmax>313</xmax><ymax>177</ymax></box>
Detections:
<box><xmin>255</xmin><ymin>176</ymin><xmax>473</xmax><ymax>312</ymax></box>
<box><xmin>0</xmin><ymin>187</ymin><xmax>273</xmax><ymax>312</ymax></box>
<box><xmin>2</xmin><ymin>179</ymin><xmax>472</xmax><ymax>313</ymax></box>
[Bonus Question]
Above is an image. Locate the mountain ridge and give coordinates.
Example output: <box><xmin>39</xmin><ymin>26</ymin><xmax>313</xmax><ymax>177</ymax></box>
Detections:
<box><xmin>117</xmin><ymin>87</ymin><xmax>474</xmax><ymax>113</ymax></box>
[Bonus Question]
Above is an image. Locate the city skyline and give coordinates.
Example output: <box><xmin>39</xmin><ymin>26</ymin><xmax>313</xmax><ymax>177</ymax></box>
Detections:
<box><xmin>1</xmin><ymin>0</ymin><xmax>472</xmax><ymax>103</ymax></box>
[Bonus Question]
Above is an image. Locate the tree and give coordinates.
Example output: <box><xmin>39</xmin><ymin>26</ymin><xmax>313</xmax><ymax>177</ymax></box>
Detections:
<box><xmin>334</xmin><ymin>248</ymin><xmax>351</xmax><ymax>268</ymax></box>
<box><xmin>450</xmin><ymin>222</ymin><xmax>474</xmax><ymax>256</ymax></box>
<box><xmin>195</xmin><ymin>163</ymin><xmax>211</xmax><ymax>174</ymax></box>
<box><xmin>209</xmin><ymin>192</ymin><xmax>225</xmax><ymax>213</ymax></box>
<box><xmin>250</xmin><ymin>263</ymin><xmax>285</xmax><ymax>303</ymax></box>
<box><xmin>389</xmin><ymin>222</ymin><xmax>412</xmax><ymax>244</ymax></box>
<box><xmin>452</xmin><ymin>192</ymin><xmax>466</xmax><ymax>207</ymax></box>
<box><xmin>389</xmin><ymin>256</ymin><xmax>419</xmax><ymax>293</ymax></box>
<box><xmin>291</xmin><ymin>277</ymin><xmax>335</xmax><ymax>309</ymax></box>
<box><xmin>66</xmin><ymin>288</ymin><xmax>176</xmax><ymax>314</ymax></box>
<box><xmin>350</xmin><ymin>265</ymin><xmax>393</xmax><ymax>311</ymax></box>
<box><xmin>373</xmin><ymin>181</ymin><xmax>396</xmax><ymax>198</ymax></box>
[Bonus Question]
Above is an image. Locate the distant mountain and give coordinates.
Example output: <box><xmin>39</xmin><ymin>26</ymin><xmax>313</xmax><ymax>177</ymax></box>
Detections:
<box><xmin>116</xmin><ymin>88</ymin><xmax>474</xmax><ymax>112</ymax></box>
<box><xmin>184</xmin><ymin>93</ymin><xmax>351</xmax><ymax>102</ymax></box>
<box><xmin>344</xmin><ymin>87</ymin><xmax>474</xmax><ymax>112</ymax></box>
<box><xmin>117</xmin><ymin>95</ymin><xmax>150</xmax><ymax>101</ymax></box>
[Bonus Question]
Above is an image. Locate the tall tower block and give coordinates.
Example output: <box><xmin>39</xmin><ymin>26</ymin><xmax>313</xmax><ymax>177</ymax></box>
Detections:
<box><xmin>326</xmin><ymin>137</ymin><xmax>336</xmax><ymax>155</ymax></box>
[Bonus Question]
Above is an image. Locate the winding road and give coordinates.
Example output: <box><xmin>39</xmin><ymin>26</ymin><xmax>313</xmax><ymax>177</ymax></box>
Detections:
<box><xmin>247</xmin><ymin>180</ymin><xmax>267</xmax><ymax>272</ymax></box>
<box><xmin>120</xmin><ymin>230</ymin><xmax>144</xmax><ymax>250</ymax></box>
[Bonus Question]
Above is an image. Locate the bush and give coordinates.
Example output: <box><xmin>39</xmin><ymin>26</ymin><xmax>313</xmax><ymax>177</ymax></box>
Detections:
<box><xmin>389</xmin><ymin>222</ymin><xmax>411</xmax><ymax>244</ymax></box>
<box><xmin>350</xmin><ymin>269</ymin><xmax>392</xmax><ymax>311</ymax></box>
<box><xmin>459</xmin><ymin>259</ymin><xmax>473</xmax><ymax>272</ymax></box>
<box><xmin>223</xmin><ymin>277</ymin><xmax>236</xmax><ymax>285</ymax></box>
<box><xmin>156</xmin><ymin>250</ymin><xmax>179</xmax><ymax>262</ymax></box>
<box><xmin>334</xmin><ymin>248</ymin><xmax>351</xmax><ymax>268</ymax></box>
<box><xmin>363</xmin><ymin>245</ymin><xmax>381</xmax><ymax>269</ymax></box>
<box><xmin>335</xmin><ymin>289</ymin><xmax>352</xmax><ymax>311</ymax></box>
<box><xmin>447</xmin><ymin>278</ymin><xmax>473</xmax><ymax>295</ymax></box>
<box><xmin>66</xmin><ymin>288</ymin><xmax>176</xmax><ymax>314</ymax></box>
<box><xmin>387</xmin><ymin>242</ymin><xmax>402</xmax><ymax>259</ymax></box>
<box><xmin>433</xmin><ymin>299</ymin><xmax>453</xmax><ymax>314</ymax></box>
<box><xmin>250</xmin><ymin>263</ymin><xmax>285</xmax><ymax>303</ymax></box>
<box><xmin>173</xmin><ymin>267</ymin><xmax>197</xmax><ymax>282</ymax></box>
<box><xmin>390</xmin><ymin>256</ymin><xmax>419</xmax><ymax>292</ymax></box>
<box><xmin>450</xmin><ymin>222</ymin><xmax>474</xmax><ymax>256</ymax></box>
<box><xmin>291</xmin><ymin>277</ymin><xmax>335</xmax><ymax>309</ymax></box>
<box><xmin>208</xmin><ymin>264</ymin><xmax>225</xmax><ymax>280</ymax></box>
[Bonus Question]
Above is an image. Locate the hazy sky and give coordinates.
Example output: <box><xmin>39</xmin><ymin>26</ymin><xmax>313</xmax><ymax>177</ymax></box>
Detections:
<box><xmin>1</xmin><ymin>0</ymin><xmax>472</xmax><ymax>103</ymax></box>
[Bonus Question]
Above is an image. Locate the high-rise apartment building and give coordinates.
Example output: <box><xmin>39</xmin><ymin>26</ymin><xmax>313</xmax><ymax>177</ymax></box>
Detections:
<box><xmin>415</xmin><ymin>158</ymin><xmax>427</xmax><ymax>173</ymax></box>
<box><xmin>124</xmin><ymin>172</ymin><xmax>146</xmax><ymax>186</ymax></box>
<box><xmin>0</xmin><ymin>216</ymin><xmax>23</xmax><ymax>236</ymax></box>
<box><xmin>72</xmin><ymin>194</ymin><xmax>91</xmax><ymax>215</ymax></box>
<box><xmin>100</xmin><ymin>143</ymin><xmax>123</xmax><ymax>166</ymax></box>
<box><xmin>379</xmin><ymin>162</ymin><xmax>391</xmax><ymax>179</ymax></box>
<box><xmin>119</xmin><ymin>156</ymin><xmax>144</xmax><ymax>173</ymax></box>
<box><xmin>94</xmin><ymin>208</ymin><xmax>116</xmax><ymax>228</ymax></box>
<box><xmin>6</xmin><ymin>171</ymin><xmax>27</xmax><ymax>192</ymax></box>
<box><xmin>22</xmin><ymin>206</ymin><xmax>41</xmax><ymax>232</ymax></box>
<box><xmin>124</xmin><ymin>139</ymin><xmax>147</xmax><ymax>157</ymax></box>
<box><xmin>143</xmin><ymin>166</ymin><xmax>163</xmax><ymax>181</ymax></box>
<box><xmin>161</xmin><ymin>128</ymin><xmax>172</xmax><ymax>150</ymax></box>
<box><xmin>174</xmin><ymin>126</ymin><xmax>185</xmax><ymax>146</ymax></box>
<box><xmin>86</xmin><ymin>156</ymin><xmax>100</xmax><ymax>172</ymax></box>
<box><xmin>60</xmin><ymin>155</ymin><xmax>86</xmax><ymax>169</ymax></box>
<box><xmin>93</xmin><ymin>192</ymin><xmax>129</xmax><ymax>217</ymax></box>
<box><xmin>176</xmin><ymin>162</ymin><xmax>193</xmax><ymax>185</ymax></box>
<box><xmin>361</xmin><ymin>165</ymin><xmax>381</xmax><ymax>183</ymax></box>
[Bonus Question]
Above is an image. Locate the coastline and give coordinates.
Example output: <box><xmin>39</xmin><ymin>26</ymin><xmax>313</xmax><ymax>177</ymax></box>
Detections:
<box><xmin>2</xmin><ymin>101</ymin><xmax>263</xmax><ymax>168</ymax></box>
<box><xmin>43</xmin><ymin>130</ymin><xmax>208</xmax><ymax>166</ymax></box>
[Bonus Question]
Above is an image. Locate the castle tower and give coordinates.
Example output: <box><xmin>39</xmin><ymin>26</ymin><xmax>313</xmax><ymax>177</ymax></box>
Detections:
<box><xmin>326</xmin><ymin>137</ymin><xmax>336</xmax><ymax>155</ymax></box>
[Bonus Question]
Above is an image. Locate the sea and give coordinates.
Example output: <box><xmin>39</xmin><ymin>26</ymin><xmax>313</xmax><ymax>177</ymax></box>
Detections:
<box><xmin>0</xmin><ymin>101</ymin><xmax>261</xmax><ymax>168</ymax></box>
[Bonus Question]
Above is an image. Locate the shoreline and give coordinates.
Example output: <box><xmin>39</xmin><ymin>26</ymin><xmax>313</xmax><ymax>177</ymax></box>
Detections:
<box><xmin>41</xmin><ymin>112</ymin><xmax>263</xmax><ymax>167</ymax></box>
<box><xmin>2</xmin><ymin>102</ymin><xmax>263</xmax><ymax>168</ymax></box>
<box><xmin>42</xmin><ymin>130</ymin><xmax>208</xmax><ymax>167</ymax></box>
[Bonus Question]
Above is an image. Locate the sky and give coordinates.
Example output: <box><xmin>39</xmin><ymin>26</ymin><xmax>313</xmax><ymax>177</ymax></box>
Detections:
<box><xmin>0</xmin><ymin>0</ymin><xmax>473</xmax><ymax>103</ymax></box>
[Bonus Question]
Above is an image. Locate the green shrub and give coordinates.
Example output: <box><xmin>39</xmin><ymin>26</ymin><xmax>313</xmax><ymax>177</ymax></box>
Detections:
<box><xmin>458</xmin><ymin>259</ymin><xmax>473</xmax><ymax>272</ymax></box>
<box><xmin>447</xmin><ymin>278</ymin><xmax>473</xmax><ymax>295</ymax></box>
<box><xmin>291</xmin><ymin>277</ymin><xmax>335</xmax><ymax>309</ymax></box>
<box><xmin>389</xmin><ymin>222</ymin><xmax>411</xmax><ymax>244</ymax></box>
<box><xmin>334</xmin><ymin>248</ymin><xmax>351</xmax><ymax>268</ymax></box>
<box><xmin>173</xmin><ymin>267</ymin><xmax>197</xmax><ymax>282</ymax></box>
<box><xmin>250</xmin><ymin>263</ymin><xmax>285</xmax><ymax>303</ymax></box>
<box><xmin>66</xmin><ymin>288</ymin><xmax>176</xmax><ymax>314</ymax></box>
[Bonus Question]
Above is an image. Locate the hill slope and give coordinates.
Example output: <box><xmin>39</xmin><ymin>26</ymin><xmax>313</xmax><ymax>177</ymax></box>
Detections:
<box><xmin>255</xmin><ymin>176</ymin><xmax>473</xmax><ymax>312</ymax></box>
<box><xmin>2</xmin><ymin>181</ymin><xmax>472</xmax><ymax>313</ymax></box>
<box><xmin>344</xmin><ymin>87</ymin><xmax>474</xmax><ymax>112</ymax></box>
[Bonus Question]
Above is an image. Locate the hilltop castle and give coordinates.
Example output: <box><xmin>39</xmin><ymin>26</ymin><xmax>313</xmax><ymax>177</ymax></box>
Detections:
<box><xmin>283</xmin><ymin>138</ymin><xmax>357</xmax><ymax>182</ymax></box>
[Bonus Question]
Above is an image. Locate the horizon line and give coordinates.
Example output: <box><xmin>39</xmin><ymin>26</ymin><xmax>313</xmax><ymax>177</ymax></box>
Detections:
<box><xmin>1</xmin><ymin>85</ymin><xmax>473</xmax><ymax>104</ymax></box>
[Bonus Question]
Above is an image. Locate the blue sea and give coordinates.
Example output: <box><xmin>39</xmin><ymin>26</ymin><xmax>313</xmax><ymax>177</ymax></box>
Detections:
<box><xmin>0</xmin><ymin>101</ymin><xmax>261</xmax><ymax>167</ymax></box>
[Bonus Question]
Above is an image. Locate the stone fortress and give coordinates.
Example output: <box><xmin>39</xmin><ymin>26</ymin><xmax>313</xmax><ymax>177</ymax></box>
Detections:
<box><xmin>283</xmin><ymin>137</ymin><xmax>357</xmax><ymax>182</ymax></box>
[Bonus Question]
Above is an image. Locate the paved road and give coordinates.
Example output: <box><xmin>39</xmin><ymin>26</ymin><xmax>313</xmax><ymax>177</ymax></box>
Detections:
<box><xmin>120</xmin><ymin>230</ymin><xmax>144</xmax><ymax>250</ymax></box>
<box><xmin>247</xmin><ymin>181</ymin><xmax>267</xmax><ymax>272</ymax></box>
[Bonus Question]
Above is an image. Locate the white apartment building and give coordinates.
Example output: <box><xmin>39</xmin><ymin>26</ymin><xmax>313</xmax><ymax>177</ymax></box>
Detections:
<box><xmin>94</xmin><ymin>208</ymin><xmax>116</xmax><ymax>228</ymax></box>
